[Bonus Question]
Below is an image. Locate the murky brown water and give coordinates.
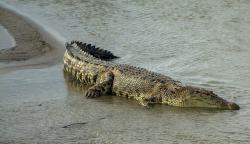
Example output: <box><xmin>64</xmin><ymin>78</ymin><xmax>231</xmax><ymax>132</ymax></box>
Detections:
<box><xmin>1</xmin><ymin>0</ymin><xmax>250</xmax><ymax>143</ymax></box>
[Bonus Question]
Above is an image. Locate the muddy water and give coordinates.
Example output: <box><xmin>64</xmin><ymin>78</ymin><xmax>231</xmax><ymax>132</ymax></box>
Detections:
<box><xmin>1</xmin><ymin>0</ymin><xmax>250</xmax><ymax>143</ymax></box>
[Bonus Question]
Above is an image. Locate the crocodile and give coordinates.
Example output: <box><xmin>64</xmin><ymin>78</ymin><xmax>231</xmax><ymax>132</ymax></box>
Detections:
<box><xmin>63</xmin><ymin>41</ymin><xmax>240</xmax><ymax>110</ymax></box>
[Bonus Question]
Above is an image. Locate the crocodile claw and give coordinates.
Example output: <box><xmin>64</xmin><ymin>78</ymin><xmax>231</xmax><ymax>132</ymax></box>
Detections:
<box><xmin>85</xmin><ymin>88</ymin><xmax>101</xmax><ymax>98</ymax></box>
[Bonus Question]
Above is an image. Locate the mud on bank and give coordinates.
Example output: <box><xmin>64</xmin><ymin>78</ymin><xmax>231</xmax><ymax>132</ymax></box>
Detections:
<box><xmin>0</xmin><ymin>8</ymin><xmax>63</xmax><ymax>73</ymax></box>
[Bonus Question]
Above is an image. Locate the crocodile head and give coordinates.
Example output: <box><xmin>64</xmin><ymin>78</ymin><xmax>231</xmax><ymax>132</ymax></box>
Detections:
<box><xmin>162</xmin><ymin>86</ymin><xmax>240</xmax><ymax>110</ymax></box>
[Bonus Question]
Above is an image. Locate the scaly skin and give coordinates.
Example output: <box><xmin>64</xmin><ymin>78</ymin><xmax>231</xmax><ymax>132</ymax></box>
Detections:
<box><xmin>63</xmin><ymin>41</ymin><xmax>240</xmax><ymax>110</ymax></box>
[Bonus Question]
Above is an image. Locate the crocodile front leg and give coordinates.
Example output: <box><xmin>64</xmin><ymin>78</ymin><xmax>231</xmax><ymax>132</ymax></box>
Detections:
<box><xmin>85</xmin><ymin>71</ymin><xmax>114</xmax><ymax>98</ymax></box>
<box><xmin>139</xmin><ymin>95</ymin><xmax>162</xmax><ymax>108</ymax></box>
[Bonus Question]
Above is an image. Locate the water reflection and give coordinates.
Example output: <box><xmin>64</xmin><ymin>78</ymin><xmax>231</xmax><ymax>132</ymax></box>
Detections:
<box><xmin>63</xmin><ymin>69</ymin><xmax>90</xmax><ymax>95</ymax></box>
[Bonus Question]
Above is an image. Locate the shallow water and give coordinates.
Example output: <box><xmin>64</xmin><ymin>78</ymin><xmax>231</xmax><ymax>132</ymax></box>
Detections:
<box><xmin>1</xmin><ymin>0</ymin><xmax>250</xmax><ymax>143</ymax></box>
<box><xmin>0</xmin><ymin>24</ymin><xmax>15</xmax><ymax>50</ymax></box>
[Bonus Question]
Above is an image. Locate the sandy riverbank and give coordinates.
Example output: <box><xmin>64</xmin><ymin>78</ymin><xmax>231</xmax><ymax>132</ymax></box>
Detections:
<box><xmin>0</xmin><ymin>8</ymin><xmax>63</xmax><ymax>73</ymax></box>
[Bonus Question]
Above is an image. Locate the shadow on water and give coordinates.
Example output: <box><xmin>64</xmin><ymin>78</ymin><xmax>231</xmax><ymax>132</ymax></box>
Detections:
<box><xmin>63</xmin><ymin>69</ymin><xmax>91</xmax><ymax>94</ymax></box>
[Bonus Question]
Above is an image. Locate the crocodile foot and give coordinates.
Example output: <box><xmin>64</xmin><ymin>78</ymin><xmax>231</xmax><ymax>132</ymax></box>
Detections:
<box><xmin>85</xmin><ymin>88</ymin><xmax>101</xmax><ymax>98</ymax></box>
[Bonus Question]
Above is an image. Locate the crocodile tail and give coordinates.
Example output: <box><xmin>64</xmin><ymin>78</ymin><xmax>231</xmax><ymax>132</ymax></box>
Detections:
<box><xmin>66</xmin><ymin>41</ymin><xmax>119</xmax><ymax>61</ymax></box>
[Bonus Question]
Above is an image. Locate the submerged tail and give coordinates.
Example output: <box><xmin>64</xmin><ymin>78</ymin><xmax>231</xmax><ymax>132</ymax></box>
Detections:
<box><xmin>65</xmin><ymin>41</ymin><xmax>119</xmax><ymax>61</ymax></box>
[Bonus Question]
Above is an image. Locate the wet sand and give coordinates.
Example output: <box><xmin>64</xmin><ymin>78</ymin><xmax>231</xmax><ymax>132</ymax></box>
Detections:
<box><xmin>0</xmin><ymin>8</ymin><xmax>63</xmax><ymax>73</ymax></box>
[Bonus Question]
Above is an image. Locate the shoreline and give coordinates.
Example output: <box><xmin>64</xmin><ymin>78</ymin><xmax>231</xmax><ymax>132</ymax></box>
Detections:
<box><xmin>0</xmin><ymin>8</ymin><xmax>52</xmax><ymax>61</ymax></box>
<box><xmin>0</xmin><ymin>4</ymin><xmax>66</xmax><ymax>73</ymax></box>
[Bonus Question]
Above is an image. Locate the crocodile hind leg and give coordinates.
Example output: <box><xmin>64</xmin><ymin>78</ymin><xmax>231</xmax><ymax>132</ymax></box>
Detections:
<box><xmin>85</xmin><ymin>71</ymin><xmax>114</xmax><ymax>98</ymax></box>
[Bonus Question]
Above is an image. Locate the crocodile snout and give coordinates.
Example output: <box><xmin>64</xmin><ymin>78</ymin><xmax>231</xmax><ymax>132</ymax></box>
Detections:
<box><xmin>227</xmin><ymin>102</ymin><xmax>240</xmax><ymax>110</ymax></box>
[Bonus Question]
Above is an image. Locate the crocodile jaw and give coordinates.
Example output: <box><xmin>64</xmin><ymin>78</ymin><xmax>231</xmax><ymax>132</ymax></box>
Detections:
<box><xmin>163</xmin><ymin>97</ymin><xmax>240</xmax><ymax>110</ymax></box>
<box><xmin>227</xmin><ymin>102</ymin><xmax>240</xmax><ymax>110</ymax></box>
<box><xmin>162</xmin><ymin>86</ymin><xmax>240</xmax><ymax>110</ymax></box>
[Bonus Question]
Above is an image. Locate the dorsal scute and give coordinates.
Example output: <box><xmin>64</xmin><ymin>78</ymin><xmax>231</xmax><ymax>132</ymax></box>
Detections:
<box><xmin>66</xmin><ymin>41</ymin><xmax>119</xmax><ymax>61</ymax></box>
